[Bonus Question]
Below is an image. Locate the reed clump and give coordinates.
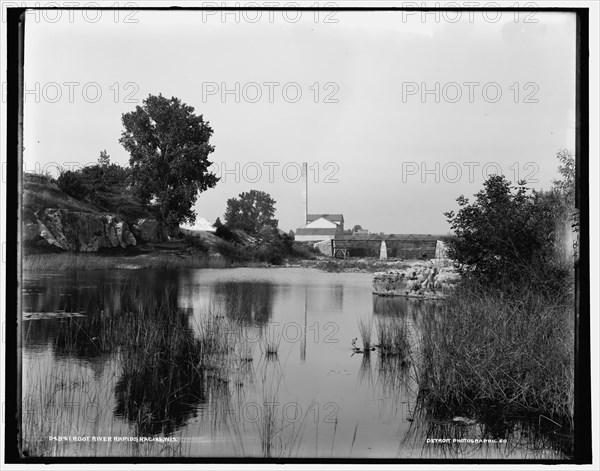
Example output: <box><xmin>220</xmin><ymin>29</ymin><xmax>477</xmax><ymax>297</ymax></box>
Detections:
<box><xmin>357</xmin><ymin>318</ymin><xmax>372</xmax><ymax>351</ymax></box>
<box><xmin>375</xmin><ymin>316</ymin><xmax>411</xmax><ymax>358</ymax></box>
<box><xmin>415</xmin><ymin>281</ymin><xmax>574</xmax><ymax>437</ymax></box>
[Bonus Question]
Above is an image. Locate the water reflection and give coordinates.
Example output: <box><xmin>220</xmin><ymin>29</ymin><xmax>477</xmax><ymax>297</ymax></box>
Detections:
<box><xmin>213</xmin><ymin>281</ymin><xmax>274</xmax><ymax>326</ymax></box>
<box><xmin>401</xmin><ymin>394</ymin><xmax>570</xmax><ymax>459</ymax></box>
<box><xmin>23</xmin><ymin>271</ymin><xmax>209</xmax><ymax>437</ymax></box>
<box><xmin>20</xmin><ymin>268</ymin><xmax>571</xmax><ymax>459</ymax></box>
<box><xmin>372</xmin><ymin>295</ymin><xmax>423</xmax><ymax>321</ymax></box>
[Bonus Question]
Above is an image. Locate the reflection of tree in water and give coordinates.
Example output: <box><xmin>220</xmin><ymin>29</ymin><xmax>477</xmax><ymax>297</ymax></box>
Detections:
<box><xmin>372</xmin><ymin>295</ymin><xmax>426</xmax><ymax>321</ymax></box>
<box><xmin>110</xmin><ymin>284</ymin><xmax>209</xmax><ymax>436</ymax></box>
<box><xmin>213</xmin><ymin>281</ymin><xmax>274</xmax><ymax>326</ymax></box>
<box><xmin>113</xmin><ymin>315</ymin><xmax>206</xmax><ymax>436</ymax></box>
<box><xmin>320</xmin><ymin>283</ymin><xmax>344</xmax><ymax>312</ymax></box>
<box><xmin>31</xmin><ymin>274</ymin><xmax>208</xmax><ymax>436</ymax></box>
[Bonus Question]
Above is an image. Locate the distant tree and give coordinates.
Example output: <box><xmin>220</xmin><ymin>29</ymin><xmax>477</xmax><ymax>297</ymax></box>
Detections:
<box><xmin>213</xmin><ymin>217</ymin><xmax>223</xmax><ymax>228</ymax></box>
<box><xmin>119</xmin><ymin>94</ymin><xmax>218</xmax><ymax>235</ymax></box>
<box><xmin>98</xmin><ymin>150</ymin><xmax>111</xmax><ymax>167</ymax></box>
<box><xmin>288</xmin><ymin>230</ymin><xmax>295</xmax><ymax>239</ymax></box>
<box><xmin>352</xmin><ymin>224</ymin><xmax>363</xmax><ymax>232</ymax></box>
<box><xmin>224</xmin><ymin>190</ymin><xmax>278</xmax><ymax>235</ymax></box>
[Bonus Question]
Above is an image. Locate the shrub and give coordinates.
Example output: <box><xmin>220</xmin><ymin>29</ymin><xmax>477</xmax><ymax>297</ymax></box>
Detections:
<box><xmin>444</xmin><ymin>171</ymin><xmax>573</xmax><ymax>296</ymax></box>
<box><xmin>215</xmin><ymin>239</ymin><xmax>253</xmax><ymax>262</ymax></box>
<box><xmin>56</xmin><ymin>170</ymin><xmax>88</xmax><ymax>200</ymax></box>
<box><xmin>215</xmin><ymin>224</ymin><xmax>238</xmax><ymax>242</ymax></box>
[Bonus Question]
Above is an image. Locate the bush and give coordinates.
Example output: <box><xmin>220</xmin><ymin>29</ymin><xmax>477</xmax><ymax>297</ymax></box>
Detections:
<box><xmin>444</xmin><ymin>173</ymin><xmax>573</xmax><ymax>296</ymax></box>
<box><xmin>215</xmin><ymin>224</ymin><xmax>238</xmax><ymax>243</ymax></box>
<box><xmin>215</xmin><ymin>239</ymin><xmax>253</xmax><ymax>262</ymax></box>
<box><xmin>57</xmin><ymin>170</ymin><xmax>88</xmax><ymax>200</ymax></box>
<box><xmin>290</xmin><ymin>242</ymin><xmax>317</xmax><ymax>259</ymax></box>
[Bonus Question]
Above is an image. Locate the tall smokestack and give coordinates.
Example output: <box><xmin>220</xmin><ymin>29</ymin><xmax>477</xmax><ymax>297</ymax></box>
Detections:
<box><xmin>302</xmin><ymin>162</ymin><xmax>308</xmax><ymax>224</ymax></box>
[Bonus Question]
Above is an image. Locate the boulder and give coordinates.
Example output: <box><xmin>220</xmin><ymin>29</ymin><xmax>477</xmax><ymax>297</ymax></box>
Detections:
<box><xmin>131</xmin><ymin>218</ymin><xmax>168</xmax><ymax>243</ymax></box>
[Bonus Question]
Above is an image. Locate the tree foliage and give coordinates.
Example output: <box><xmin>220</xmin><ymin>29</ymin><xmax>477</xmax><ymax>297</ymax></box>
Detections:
<box><xmin>224</xmin><ymin>190</ymin><xmax>278</xmax><ymax>235</ymax></box>
<box><xmin>445</xmin><ymin>151</ymin><xmax>575</xmax><ymax>293</ymax></box>
<box><xmin>57</xmin><ymin>170</ymin><xmax>88</xmax><ymax>200</ymax></box>
<box><xmin>57</xmin><ymin>150</ymin><xmax>130</xmax><ymax>206</ymax></box>
<box><xmin>119</xmin><ymin>94</ymin><xmax>218</xmax><ymax>232</ymax></box>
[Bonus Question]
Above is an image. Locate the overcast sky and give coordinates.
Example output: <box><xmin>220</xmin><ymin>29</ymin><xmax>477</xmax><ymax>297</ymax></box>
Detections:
<box><xmin>22</xmin><ymin>8</ymin><xmax>576</xmax><ymax>234</ymax></box>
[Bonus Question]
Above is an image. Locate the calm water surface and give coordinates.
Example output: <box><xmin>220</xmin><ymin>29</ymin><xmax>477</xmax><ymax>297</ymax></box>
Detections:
<box><xmin>21</xmin><ymin>268</ymin><xmax>563</xmax><ymax>459</ymax></box>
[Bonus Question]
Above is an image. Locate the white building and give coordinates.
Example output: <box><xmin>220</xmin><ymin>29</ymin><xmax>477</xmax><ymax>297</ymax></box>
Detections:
<box><xmin>295</xmin><ymin>214</ymin><xmax>344</xmax><ymax>242</ymax></box>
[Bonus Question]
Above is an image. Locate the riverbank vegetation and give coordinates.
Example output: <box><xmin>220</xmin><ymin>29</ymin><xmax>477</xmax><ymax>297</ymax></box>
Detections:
<box><xmin>412</xmin><ymin>150</ymin><xmax>577</xmax><ymax>456</ymax></box>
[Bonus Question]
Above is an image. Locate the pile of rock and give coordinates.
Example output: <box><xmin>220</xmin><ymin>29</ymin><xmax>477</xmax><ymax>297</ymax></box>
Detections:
<box><xmin>372</xmin><ymin>260</ymin><xmax>461</xmax><ymax>299</ymax></box>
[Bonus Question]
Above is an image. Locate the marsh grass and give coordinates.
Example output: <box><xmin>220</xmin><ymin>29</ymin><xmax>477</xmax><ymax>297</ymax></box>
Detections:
<box><xmin>23</xmin><ymin>251</ymin><xmax>233</xmax><ymax>271</ymax></box>
<box><xmin>22</xmin><ymin>280</ymin><xmax>240</xmax><ymax>456</ymax></box>
<box><xmin>375</xmin><ymin>316</ymin><xmax>411</xmax><ymax>358</ymax></box>
<box><xmin>413</xmin><ymin>281</ymin><xmax>574</xmax><ymax>457</ymax></box>
<box><xmin>260</xmin><ymin>326</ymin><xmax>282</xmax><ymax>358</ymax></box>
<box><xmin>357</xmin><ymin>318</ymin><xmax>372</xmax><ymax>351</ymax></box>
<box><xmin>224</xmin><ymin>367</ymin><xmax>310</xmax><ymax>458</ymax></box>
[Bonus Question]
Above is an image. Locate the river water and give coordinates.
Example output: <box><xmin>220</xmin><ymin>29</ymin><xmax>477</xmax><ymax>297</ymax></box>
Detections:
<box><xmin>21</xmin><ymin>267</ymin><xmax>565</xmax><ymax>459</ymax></box>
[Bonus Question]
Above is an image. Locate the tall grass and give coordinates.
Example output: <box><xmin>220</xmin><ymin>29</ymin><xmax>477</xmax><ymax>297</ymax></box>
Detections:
<box><xmin>357</xmin><ymin>318</ymin><xmax>372</xmax><ymax>351</ymax></box>
<box><xmin>21</xmin><ymin>281</ymin><xmax>238</xmax><ymax>456</ymax></box>
<box><xmin>224</xmin><ymin>367</ymin><xmax>310</xmax><ymax>458</ymax></box>
<box><xmin>260</xmin><ymin>325</ymin><xmax>282</xmax><ymax>358</ymax></box>
<box><xmin>23</xmin><ymin>252</ymin><xmax>233</xmax><ymax>271</ymax></box>
<box><xmin>375</xmin><ymin>316</ymin><xmax>411</xmax><ymax>358</ymax></box>
<box><xmin>414</xmin><ymin>281</ymin><xmax>574</xmax><ymax>454</ymax></box>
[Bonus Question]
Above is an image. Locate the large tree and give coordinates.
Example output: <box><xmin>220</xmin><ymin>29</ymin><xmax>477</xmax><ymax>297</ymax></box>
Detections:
<box><xmin>224</xmin><ymin>190</ymin><xmax>278</xmax><ymax>235</ymax></box>
<box><xmin>119</xmin><ymin>94</ymin><xmax>218</xmax><ymax>233</ymax></box>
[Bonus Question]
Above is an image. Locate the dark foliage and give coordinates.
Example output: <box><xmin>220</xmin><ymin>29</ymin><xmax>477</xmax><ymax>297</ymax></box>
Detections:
<box><xmin>56</xmin><ymin>170</ymin><xmax>88</xmax><ymax>200</ymax></box>
<box><xmin>444</xmin><ymin>151</ymin><xmax>575</xmax><ymax>295</ymax></box>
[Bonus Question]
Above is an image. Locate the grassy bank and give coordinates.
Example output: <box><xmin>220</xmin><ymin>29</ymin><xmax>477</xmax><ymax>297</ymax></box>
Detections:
<box><xmin>413</xmin><ymin>280</ymin><xmax>574</xmax><ymax>454</ymax></box>
<box><xmin>22</xmin><ymin>236</ymin><xmax>321</xmax><ymax>271</ymax></box>
<box><xmin>22</xmin><ymin>251</ymin><xmax>235</xmax><ymax>271</ymax></box>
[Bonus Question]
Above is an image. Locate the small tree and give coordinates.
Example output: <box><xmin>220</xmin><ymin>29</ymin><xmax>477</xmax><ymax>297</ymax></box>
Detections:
<box><xmin>120</xmin><ymin>94</ymin><xmax>218</xmax><ymax>235</ymax></box>
<box><xmin>445</xmin><ymin>154</ymin><xmax>574</xmax><ymax>294</ymax></box>
<box><xmin>224</xmin><ymin>190</ymin><xmax>278</xmax><ymax>235</ymax></box>
<box><xmin>352</xmin><ymin>224</ymin><xmax>363</xmax><ymax>232</ymax></box>
<box><xmin>98</xmin><ymin>150</ymin><xmax>111</xmax><ymax>167</ymax></box>
<box><xmin>445</xmin><ymin>175</ymin><xmax>544</xmax><ymax>288</ymax></box>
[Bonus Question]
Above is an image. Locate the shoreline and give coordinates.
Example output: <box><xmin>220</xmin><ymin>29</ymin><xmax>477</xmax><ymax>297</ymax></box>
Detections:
<box><xmin>22</xmin><ymin>248</ymin><xmax>420</xmax><ymax>273</ymax></box>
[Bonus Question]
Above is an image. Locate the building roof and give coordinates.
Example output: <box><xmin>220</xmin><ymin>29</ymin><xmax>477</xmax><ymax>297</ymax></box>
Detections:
<box><xmin>334</xmin><ymin>233</ymin><xmax>443</xmax><ymax>242</ymax></box>
<box><xmin>296</xmin><ymin>228</ymin><xmax>339</xmax><ymax>235</ymax></box>
<box><xmin>307</xmin><ymin>213</ymin><xmax>344</xmax><ymax>223</ymax></box>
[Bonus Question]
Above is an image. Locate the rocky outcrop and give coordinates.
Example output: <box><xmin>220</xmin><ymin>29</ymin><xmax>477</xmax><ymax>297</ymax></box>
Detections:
<box><xmin>131</xmin><ymin>218</ymin><xmax>168</xmax><ymax>243</ymax></box>
<box><xmin>32</xmin><ymin>208</ymin><xmax>137</xmax><ymax>252</ymax></box>
<box><xmin>373</xmin><ymin>260</ymin><xmax>461</xmax><ymax>299</ymax></box>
